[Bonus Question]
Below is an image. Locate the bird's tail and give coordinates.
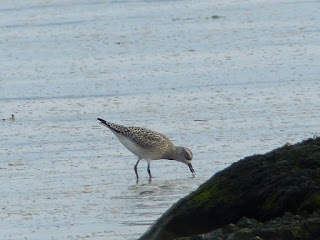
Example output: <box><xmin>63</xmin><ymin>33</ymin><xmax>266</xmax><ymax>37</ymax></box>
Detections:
<box><xmin>97</xmin><ymin>118</ymin><xmax>110</xmax><ymax>127</ymax></box>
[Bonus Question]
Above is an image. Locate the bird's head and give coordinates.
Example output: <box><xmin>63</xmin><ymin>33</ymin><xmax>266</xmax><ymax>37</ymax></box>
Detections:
<box><xmin>175</xmin><ymin>147</ymin><xmax>194</xmax><ymax>174</ymax></box>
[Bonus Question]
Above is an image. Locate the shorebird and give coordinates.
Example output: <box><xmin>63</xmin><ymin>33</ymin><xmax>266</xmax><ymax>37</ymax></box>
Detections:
<box><xmin>97</xmin><ymin>118</ymin><xmax>194</xmax><ymax>179</ymax></box>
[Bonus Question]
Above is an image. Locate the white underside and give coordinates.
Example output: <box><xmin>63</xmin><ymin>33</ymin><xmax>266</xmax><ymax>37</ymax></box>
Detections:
<box><xmin>113</xmin><ymin>132</ymin><xmax>156</xmax><ymax>160</ymax></box>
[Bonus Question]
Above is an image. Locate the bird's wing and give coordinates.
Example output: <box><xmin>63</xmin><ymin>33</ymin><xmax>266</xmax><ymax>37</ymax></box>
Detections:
<box><xmin>126</xmin><ymin>127</ymin><xmax>170</xmax><ymax>149</ymax></box>
<box><xmin>98</xmin><ymin>118</ymin><xmax>171</xmax><ymax>148</ymax></box>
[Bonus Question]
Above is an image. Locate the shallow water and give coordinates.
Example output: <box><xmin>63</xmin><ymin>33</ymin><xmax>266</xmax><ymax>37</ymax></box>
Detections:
<box><xmin>1</xmin><ymin>0</ymin><xmax>320</xmax><ymax>239</ymax></box>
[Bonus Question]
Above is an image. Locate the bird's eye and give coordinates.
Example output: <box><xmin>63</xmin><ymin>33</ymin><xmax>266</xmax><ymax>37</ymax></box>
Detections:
<box><xmin>185</xmin><ymin>150</ymin><xmax>193</xmax><ymax>160</ymax></box>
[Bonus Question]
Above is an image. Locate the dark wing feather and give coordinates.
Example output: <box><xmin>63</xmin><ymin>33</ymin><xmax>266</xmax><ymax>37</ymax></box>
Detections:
<box><xmin>97</xmin><ymin>118</ymin><xmax>172</xmax><ymax>149</ymax></box>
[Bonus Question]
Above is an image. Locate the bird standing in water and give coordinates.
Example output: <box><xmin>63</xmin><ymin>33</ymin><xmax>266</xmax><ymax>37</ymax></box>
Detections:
<box><xmin>97</xmin><ymin>118</ymin><xmax>194</xmax><ymax>179</ymax></box>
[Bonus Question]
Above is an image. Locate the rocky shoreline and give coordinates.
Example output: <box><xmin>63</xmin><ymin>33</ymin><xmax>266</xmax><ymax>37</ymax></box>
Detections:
<box><xmin>140</xmin><ymin>138</ymin><xmax>320</xmax><ymax>240</ymax></box>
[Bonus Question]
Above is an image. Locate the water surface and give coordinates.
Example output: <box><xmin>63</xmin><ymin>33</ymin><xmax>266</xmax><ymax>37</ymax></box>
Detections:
<box><xmin>1</xmin><ymin>0</ymin><xmax>320</xmax><ymax>239</ymax></box>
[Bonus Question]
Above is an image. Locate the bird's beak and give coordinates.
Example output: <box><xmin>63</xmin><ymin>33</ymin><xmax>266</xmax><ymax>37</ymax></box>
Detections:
<box><xmin>188</xmin><ymin>163</ymin><xmax>195</xmax><ymax>173</ymax></box>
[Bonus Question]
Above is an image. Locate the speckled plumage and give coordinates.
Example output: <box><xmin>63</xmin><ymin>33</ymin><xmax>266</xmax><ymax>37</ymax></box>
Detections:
<box><xmin>97</xmin><ymin>118</ymin><xmax>194</xmax><ymax>179</ymax></box>
<box><xmin>102</xmin><ymin>121</ymin><xmax>173</xmax><ymax>150</ymax></box>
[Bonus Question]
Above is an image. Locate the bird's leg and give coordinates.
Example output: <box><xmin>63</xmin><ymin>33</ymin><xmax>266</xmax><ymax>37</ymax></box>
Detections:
<box><xmin>147</xmin><ymin>161</ymin><xmax>152</xmax><ymax>179</ymax></box>
<box><xmin>134</xmin><ymin>158</ymin><xmax>141</xmax><ymax>179</ymax></box>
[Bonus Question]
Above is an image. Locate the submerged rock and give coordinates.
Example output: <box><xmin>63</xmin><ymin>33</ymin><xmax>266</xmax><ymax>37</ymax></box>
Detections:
<box><xmin>139</xmin><ymin>138</ymin><xmax>320</xmax><ymax>240</ymax></box>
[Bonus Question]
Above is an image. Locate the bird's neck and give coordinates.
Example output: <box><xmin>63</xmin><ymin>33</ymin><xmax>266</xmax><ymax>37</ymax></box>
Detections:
<box><xmin>165</xmin><ymin>146</ymin><xmax>182</xmax><ymax>161</ymax></box>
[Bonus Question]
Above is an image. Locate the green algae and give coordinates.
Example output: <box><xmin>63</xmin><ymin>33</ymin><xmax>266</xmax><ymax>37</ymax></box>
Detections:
<box><xmin>300</xmin><ymin>193</ymin><xmax>320</xmax><ymax>212</ymax></box>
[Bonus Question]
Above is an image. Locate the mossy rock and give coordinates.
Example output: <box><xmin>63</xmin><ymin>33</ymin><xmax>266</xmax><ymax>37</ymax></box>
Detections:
<box><xmin>177</xmin><ymin>212</ymin><xmax>320</xmax><ymax>240</ymax></box>
<box><xmin>139</xmin><ymin>138</ymin><xmax>320</xmax><ymax>240</ymax></box>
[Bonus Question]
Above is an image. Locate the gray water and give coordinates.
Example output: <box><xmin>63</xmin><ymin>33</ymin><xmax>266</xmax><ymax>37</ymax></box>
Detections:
<box><xmin>1</xmin><ymin>0</ymin><xmax>320</xmax><ymax>239</ymax></box>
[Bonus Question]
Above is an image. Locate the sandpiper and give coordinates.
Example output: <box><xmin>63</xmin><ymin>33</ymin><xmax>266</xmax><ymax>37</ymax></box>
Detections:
<box><xmin>97</xmin><ymin>118</ymin><xmax>194</xmax><ymax>179</ymax></box>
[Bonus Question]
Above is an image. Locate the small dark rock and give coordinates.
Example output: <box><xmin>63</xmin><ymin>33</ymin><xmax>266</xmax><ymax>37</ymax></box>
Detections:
<box><xmin>211</xmin><ymin>15</ymin><xmax>224</xmax><ymax>19</ymax></box>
